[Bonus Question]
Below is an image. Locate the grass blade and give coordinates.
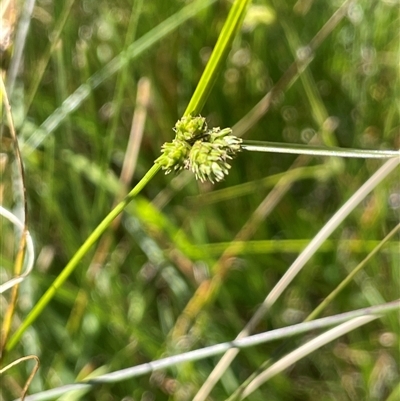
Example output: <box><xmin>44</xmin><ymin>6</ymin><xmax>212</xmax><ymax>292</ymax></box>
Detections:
<box><xmin>242</xmin><ymin>140</ymin><xmax>400</xmax><ymax>158</ymax></box>
<box><xmin>13</xmin><ymin>301</ymin><xmax>399</xmax><ymax>401</ymax></box>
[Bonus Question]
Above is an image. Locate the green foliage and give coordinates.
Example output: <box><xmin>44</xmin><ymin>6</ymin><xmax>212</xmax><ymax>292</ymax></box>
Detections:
<box><xmin>1</xmin><ymin>0</ymin><xmax>399</xmax><ymax>400</ymax></box>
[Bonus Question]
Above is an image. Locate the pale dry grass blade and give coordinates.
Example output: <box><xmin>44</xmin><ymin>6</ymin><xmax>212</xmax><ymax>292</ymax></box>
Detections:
<box><xmin>1</xmin><ymin>355</ymin><xmax>40</xmax><ymax>401</ymax></box>
<box><xmin>87</xmin><ymin>77</ymin><xmax>151</xmax><ymax>279</ymax></box>
<box><xmin>0</xmin><ymin>0</ymin><xmax>16</xmax><ymax>54</ymax></box>
<box><xmin>0</xmin><ymin>74</ymin><xmax>26</xmax><ymax>225</ymax></box>
<box><xmin>241</xmin><ymin>315</ymin><xmax>378</xmax><ymax>398</ymax></box>
<box><xmin>260</xmin><ymin>158</ymin><xmax>398</xmax><ymax>312</ymax></box>
<box><xmin>242</xmin><ymin>141</ymin><xmax>400</xmax><ymax>158</ymax></box>
<box><xmin>120</xmin><ymin>77</ymin><xmax>151</xmax><ymax>186</ymax></box>
<box><xmin>0</xmin><ymin>205</ymin><xmax>34</xmax><ymax>293</ymax></box>
<box><xmin>0</xmin><ymin>74</ymin><xmax>32</xmax><ymax>351</ymax></box>
<box><xmin>12</xmin><ymin>302</ymin><xmax>399</xmax><ymax>401</ymax></box>
<box><xmin>6</xmin><ymin>0</ymin><xmax>36</xmax><ymax>96</ymax></box>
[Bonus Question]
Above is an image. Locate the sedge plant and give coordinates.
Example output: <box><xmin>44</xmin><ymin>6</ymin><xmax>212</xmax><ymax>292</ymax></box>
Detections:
<box><xmin>2</xmin><ymin>0</ymin><xmax>399</xmax><ymax>400</ymax></box>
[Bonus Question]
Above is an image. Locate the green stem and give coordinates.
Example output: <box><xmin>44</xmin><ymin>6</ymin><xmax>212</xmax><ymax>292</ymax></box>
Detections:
<box><xmin>6</xmin><ymin>164</ymin><xmax>160</xmax><ymax>351</ymax></box>
<box><xmin>7</xmin><ymin>0</ymin><xmax>251</xmax><ymax>353</ymax></box>
<box><xmin>184</xmin><ymin>0</ymin><xmax>250</xmax><ymax>116</ymax></box>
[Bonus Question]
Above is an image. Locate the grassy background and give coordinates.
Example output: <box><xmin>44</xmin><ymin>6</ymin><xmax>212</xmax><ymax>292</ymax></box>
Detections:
<box><xmin>1</xmin><ymin>0</ymin><xmax>399</xmax><ymax>400</ymax></box>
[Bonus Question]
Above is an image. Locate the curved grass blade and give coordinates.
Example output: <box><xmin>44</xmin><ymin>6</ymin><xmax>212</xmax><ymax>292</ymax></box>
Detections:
<box><xmin>1</xmin><ymin>355</ymin><xmax>40</xmax><ymax>401</ymax></box>
<box><xmin>0</xmin><ymin>74</ymin><xmax>31</xmax><ymax>354</ymax></box>
<box><xmin>0</xmin><ymin>206</ymin><xmax>34</xmax><ymax>294</ymax></box>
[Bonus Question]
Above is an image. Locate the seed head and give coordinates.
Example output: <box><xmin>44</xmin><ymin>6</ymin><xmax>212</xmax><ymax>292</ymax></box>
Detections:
<box><xmin>174</xmin><ymin>115</ymin><xmax>208</xmax><ymax>142</ymax></box>
<box><xmin>155</xmin><ymin>115</ymin><xmax>242</xmax><ymax>183</ymax></box>
<box><xmin>154</xmin><ymin>139</ymin><xmax>190</xmax><ymax>174</ymax></box>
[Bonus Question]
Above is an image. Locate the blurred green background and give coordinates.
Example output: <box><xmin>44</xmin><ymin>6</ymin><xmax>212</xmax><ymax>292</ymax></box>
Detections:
<box><xmin>1</xmin><ymin>0</ymin><xmax>399</xmax><ymax>400</ymax></box>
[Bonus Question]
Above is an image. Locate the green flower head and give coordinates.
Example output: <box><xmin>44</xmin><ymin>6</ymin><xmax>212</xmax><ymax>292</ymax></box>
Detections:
<box><xmin>209</xmin><ymin>127</ymin><xmax>242</xmax><ymax>155</ymax></box>
<box><xmin>155</xmin><ymin>139</ymin><xmax>190</xmax><ymax>174</ymax></box>
<box><xmin>188</xmin><ymin>140</ymin><xmax>232</xmax><ymax>183</ymax></box>
<box><xmin>174</xmin><ymin>115</ymin><xmax>208</xmax><ymax>143</ymax></box>
<box><xmin>155</xmin><ymin>115</ymin><xmax>242</xmax><ymax>183</ymax></box>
